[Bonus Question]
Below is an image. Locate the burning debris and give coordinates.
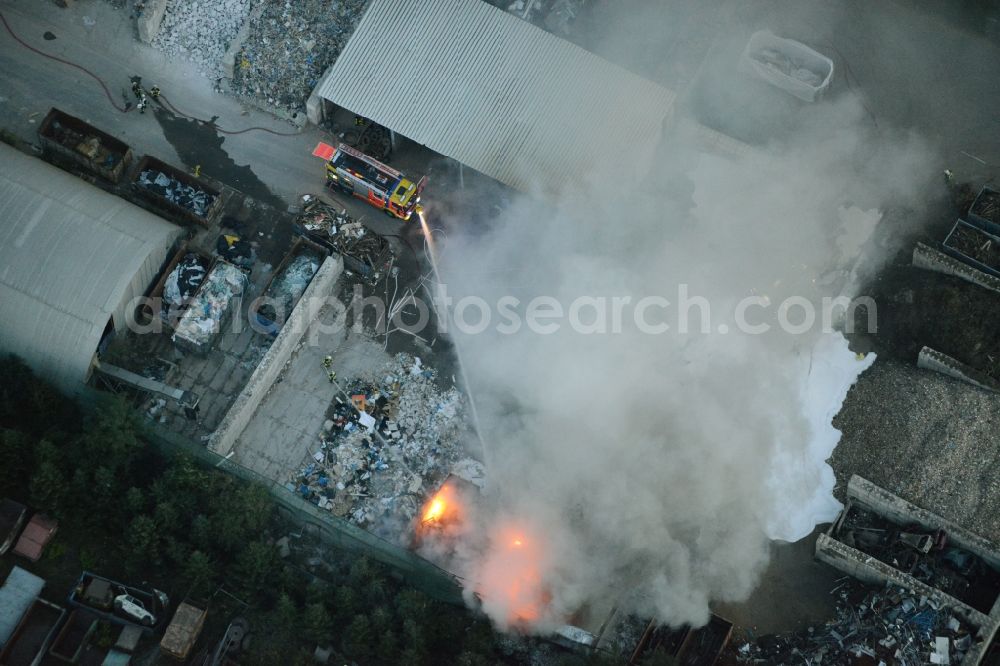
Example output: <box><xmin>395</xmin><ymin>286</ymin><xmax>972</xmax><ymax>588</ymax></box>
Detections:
<box><xmin>836</xmin><ymin>507</ymin><xmax>1000</xmax><ymax>613</ymax></box>
<box><xmin>288</xmin><ymin>353</ymin><xmax>478</xmax><ymax>536</ymax></box>
<box><xmin>736</xmin><ymin>581</ymin><xmax>979</xmax><ymax>665</ymax></box>
<box><xmin>136</xmin><ymin>169</ymin><xmax>216</xmax><ymax>218</ymax></box>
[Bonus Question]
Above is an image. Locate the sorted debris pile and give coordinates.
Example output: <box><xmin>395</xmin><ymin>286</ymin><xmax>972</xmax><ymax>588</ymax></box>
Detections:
<box><xmin>137</xmin><ymin>170</ymin><xmax>217</xmax><ymax>218</ymax></box>
<box><xmin>289</xmin><ymin>354</ymin><xmax>477</xmax><ymax>536</ymax></box>
<box><xmin>296</xmin><ymin>196</ymin><xmax>392</xmax><ymax>284</ymax></box>
<box><xmin>152</xmin><ymin>0</ymin><xmax>253</xmax><ymax>79</ymax></box>
<box><xmin>231</xmin><ymin>0</ymin><xmax>366</xmax><ymax>113</ymax></box>
<box><xmin>173</xmin><ymin>261</ymin><xmax>246</xmax><ymax>349</ymax></box>
<box><xmin>737</xmin><ymin>581</ymin><xmax>979</xmax><ymax>665</ymax></box>
<box><xmin>837</xmin><ymin>507</ymin><xmax>1000</xmax><ymax>613</ymax></box>
<box><xmin>163</xmin><ymin>253</ymin><xmax>209</xmax><ymax>312</ymax></box>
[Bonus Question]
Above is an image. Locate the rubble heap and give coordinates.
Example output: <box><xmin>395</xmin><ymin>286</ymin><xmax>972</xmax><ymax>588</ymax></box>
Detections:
<box><xmin>289</xmin><ymin>353</ymin><xmax>477</xmax><ymax>537</ymax></box>
<box><xmin>296</xmin><ymin>196</ymin><xmax>393</xmax><ymax>284</ymax></box>
<box><xmin>152</xmin><ymin>0</ymin><xmax>254</xmax><ymax>79</ymax></box>
<box><xmin>231</xmin><ymin>0</ymin><xmax>366</xmax><ymax>113</ymax></box>
<box><xmin>737</xmin><ymin>581</ymin><xmax>979</xmax><ymax>665</ymax></box>
<box><xmin>137</xmin><ymin>170</ymin><xmax>216</xmax><ymax>218</ymax></box>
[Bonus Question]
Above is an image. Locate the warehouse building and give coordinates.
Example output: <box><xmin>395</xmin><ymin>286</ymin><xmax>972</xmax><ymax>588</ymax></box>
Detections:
<box><xmin>0</xmin><ymin>143</ymin><xmax>182</xmax><ymax>395</ymax></box>
<box><xmin>314</xmin><ymin>0</ymin><xmax>676</xmax><ymax>196</ymax></box>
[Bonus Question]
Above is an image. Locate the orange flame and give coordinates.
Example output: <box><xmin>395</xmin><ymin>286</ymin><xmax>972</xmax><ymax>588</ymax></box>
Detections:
<box><xmin>424</xmin><ymin>497</ymin><xmax>446</xmax><ymax>523</ymax></box>
<box><xmin>476</xmin><ymin>525</ymin><xmax>550</xmax><ymax>627</ymax></box>
<box><xmin>419</xmin><ymin>480</ymin><xmax>461</xmax><ymax>529</ymax></box>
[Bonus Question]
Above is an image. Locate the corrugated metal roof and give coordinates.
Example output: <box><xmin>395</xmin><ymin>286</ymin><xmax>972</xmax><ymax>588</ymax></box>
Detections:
<box><xmin>0</xmin><ymin>566</ymin><xmax>45</xmax><ymax>647</ymax></box>
<box><xmin>317</xmin><ymin>0</ymin><xmax>676</xmax><ymax>195</ymax></box>
<box><xmin>0</xmin><ymin>144</ymin><xmax>181</xmax><ymax>394</ymax></box>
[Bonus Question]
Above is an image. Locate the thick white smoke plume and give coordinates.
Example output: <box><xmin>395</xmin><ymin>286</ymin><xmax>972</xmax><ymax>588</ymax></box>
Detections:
<box><xmin>426</xmin><ymin>40</ymin><xmax>935</xmax><ymax>631</ymax></box>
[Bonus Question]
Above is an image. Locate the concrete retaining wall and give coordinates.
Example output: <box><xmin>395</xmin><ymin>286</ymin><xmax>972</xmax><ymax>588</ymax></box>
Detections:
<box><xmin>847</xmin><ymin>476</ymin><xmax>1000</xmax><ymax>571</ymax></box>
<box><xmin>913</xmin><ymin>242</ymin><xmax>1000</xmax><ymax>295</ymax></box>
<box><xmin>209</xmin><ymin>255</ymin><xmax>343</xmax><ymax>457</ymax></box>
<box><xmin>918</xmin><ymin>347</ymin><xmax>1000</xmax><ymax>393</ymax></box>
<box><xmin>306</xmin><ymin>65</ymin><xmax>337</xmax><ymax>126</ymax></box>
<box><xmin>137</xmin><ymin>0</ymin><xmax>168</xmax><ymax>44</ymax></box>
<box><xmin>816</xmin><ymin>533</ymin><xmax>991</xmax><ymax>627</ymax></box>
<box><xmin>221</xmin><ymin>2</ymin><xmax>267</xmax><ymax>79</ymax></box>
<box><xmin>818</xmin><ymin>475</ymin><xmax>1000</xmax><ymax>664</ymax></box>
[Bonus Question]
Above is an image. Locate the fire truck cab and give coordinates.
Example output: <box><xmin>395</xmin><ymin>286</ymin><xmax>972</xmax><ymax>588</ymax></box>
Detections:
<box><xmin>325</xmin><ymin>143</ymin><xmax>426</xmax><ymax>221</ymax></box>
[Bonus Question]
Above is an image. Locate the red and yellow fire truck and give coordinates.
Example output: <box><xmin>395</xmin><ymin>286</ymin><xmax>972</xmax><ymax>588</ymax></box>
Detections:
<box><xmin>325</xmin><ymin>143</ymin><xmax>426</xmax><ymax>221</ymax></box>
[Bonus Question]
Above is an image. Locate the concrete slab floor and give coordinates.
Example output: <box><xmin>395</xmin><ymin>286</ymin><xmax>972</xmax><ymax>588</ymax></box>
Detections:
<box><xmin>230</xmin><ymin>300</ymin><xmax>392</xmax><ymax>483</ymax></box>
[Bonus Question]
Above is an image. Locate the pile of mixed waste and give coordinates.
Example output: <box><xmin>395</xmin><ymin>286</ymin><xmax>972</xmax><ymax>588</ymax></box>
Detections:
<box><xmin>162</xmin><ymin>253</ymin><xmax>209</xmax><ymax>316</ymax></box>
<box><xmin>231</xmin><ymin>0</ymin><xmax>366</xmax><ymax>113</ymax></box>
<box><xmin>288</xmin><ymin>353</ymin><xmax>478</xmax><ymax>536</ymax></box>
<box><xmin>137</xmin><ymin>170</ymin><xmax>216</xmax><ymax>218</ymax></box>
<box><xmin>736</xmin><ymin>581</ymin><xmax>979</xmax><ymax>665</ymax></box>
<box><xmin>256</xmin><ymin>252</ymin><xmax>321</xmax><ymax>329</ymax></box>
<box><xmin>173</xmin><ymin>261</ymin><xmax>246</xmax><ymax>348</ymax></box>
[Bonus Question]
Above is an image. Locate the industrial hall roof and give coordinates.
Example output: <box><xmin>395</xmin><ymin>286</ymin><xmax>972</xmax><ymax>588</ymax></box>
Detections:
<box><xmin>0</xmin><ymin>143</ymin><xmax>181</xmax><ymax>394</ymax></box>
<box><xmin>316</xmin><ymin>0</ymin><xmax>676</xmax><ymax>196</ymax></box>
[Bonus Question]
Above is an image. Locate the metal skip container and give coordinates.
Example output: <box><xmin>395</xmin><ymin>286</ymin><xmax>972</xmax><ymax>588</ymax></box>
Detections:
<box><xmin>740</xmin><ymin>30</ymin><xmax>834</xmax><ymax>102</ymax></box>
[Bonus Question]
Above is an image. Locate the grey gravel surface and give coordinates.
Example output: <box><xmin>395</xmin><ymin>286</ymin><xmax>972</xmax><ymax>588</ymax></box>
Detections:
<box><xmin>832</xmin><ymin>358</ymin><xmax>1000</xmax><ymax>543</ymax></box>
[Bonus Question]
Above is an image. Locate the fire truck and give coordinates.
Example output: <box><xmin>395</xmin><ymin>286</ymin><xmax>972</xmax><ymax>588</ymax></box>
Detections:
<box><xmin>325</xmin><ymin>143</ymin><xmax>426</xmax><ymax>221</ymax></box>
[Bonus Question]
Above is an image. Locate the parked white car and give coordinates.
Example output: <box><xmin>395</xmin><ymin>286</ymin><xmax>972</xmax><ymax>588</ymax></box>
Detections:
<box><xmin>114</xmin><ymin>594</ymin><xmax>156</xmax><ymax>626</ymax></box>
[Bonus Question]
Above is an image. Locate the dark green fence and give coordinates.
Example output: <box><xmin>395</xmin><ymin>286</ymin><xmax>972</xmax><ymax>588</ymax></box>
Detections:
<box><xmin>144</xmin><ymin>425</ymin><xmax>465</xmax><ymax>605</ymax></box>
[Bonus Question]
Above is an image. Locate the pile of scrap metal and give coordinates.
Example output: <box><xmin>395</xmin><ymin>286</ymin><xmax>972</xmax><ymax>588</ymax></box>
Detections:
<box><xmin>294</xmin><ymin>195</ymin><xmax>393</xmax><ymax>284</ymax></box>
<box><xmin>136</xmin><ymin>169</ymin><xmax>216</xmax><ymax>218</ymax></box>
<box><xmin>837</xmin><ymin>508</ymin><xmax>1000</xmax><ymax>613</ymax></box>
<box><xmin>736</xmin><ymin>581</ymin><xmax>979</xmax><ymax>665</ymax></box>
<box><xmin>288</xmin><ymin>353</ymin><xmax>476</xmax><ymax>535</ymax></box>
